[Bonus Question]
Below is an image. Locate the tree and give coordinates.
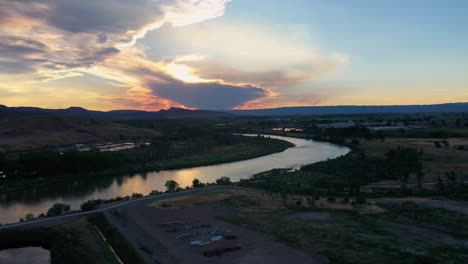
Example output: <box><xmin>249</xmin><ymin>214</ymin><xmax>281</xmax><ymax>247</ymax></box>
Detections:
<box><xmin>47</xmin><ymin>203</ymin><xmax>71</xmax><ymax>216</ymax></box>
<box><xmin>215</xmin><ymin>176</ymin><xmax>232</xmax><ymax>185</ymax></box>
<box><xmin>192</xmin><ymin>178</ymin><xmax>204</xmax><ymax>188</ymax></box>
<box><xmin>385</xmin><ymin>147</ymin><xmax>423</xmax><ymax>189</ymax></box>
<box><xmin>165</xmin><ymin>180</ymin><xmax>179</xmax><ymax>192</ymax></box>
<box><xmin>25</xmin><ymin>213</ymin><xmax>34</xmax><ymax>221</ymax></box>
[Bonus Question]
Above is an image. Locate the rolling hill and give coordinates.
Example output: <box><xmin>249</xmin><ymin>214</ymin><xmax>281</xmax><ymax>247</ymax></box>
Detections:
<box><xmin>0</xmin><ymin>115</ymin><xmax>160</xmax><ymax>152</ymax></box>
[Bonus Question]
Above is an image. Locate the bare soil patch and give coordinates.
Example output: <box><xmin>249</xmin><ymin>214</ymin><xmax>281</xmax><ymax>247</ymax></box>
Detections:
<box><xmin>108</xmin><ymin>188</ymin><xmax>325</xmax><ymax>264</ymax></box>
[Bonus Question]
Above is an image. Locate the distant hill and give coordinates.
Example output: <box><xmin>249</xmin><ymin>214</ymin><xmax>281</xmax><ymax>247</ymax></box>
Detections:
<box><xmin>0</xmin><ymin>115</ymin><xmax>160</xmax><ymax>152</ymax></box>
<box><xmin>2</xmin><ymin>103</ymin><xmax>468</xmax><ymax>121</ymax></box>
<box><xmin>225</xmin><ymin>103</ymin><xmax>468</xmax><ymax>116</ymax></box>
<box><xmin>0</xmin><ymin>106</ymin><xmax>231</xmax><ymax>120</ymax></box>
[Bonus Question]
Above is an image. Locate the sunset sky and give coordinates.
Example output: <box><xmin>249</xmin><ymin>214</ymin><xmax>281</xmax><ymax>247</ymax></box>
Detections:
<box><xmin>1</xmin><ymin>0</ymin><xmax>467</xmax><ymax>110</ymax></box>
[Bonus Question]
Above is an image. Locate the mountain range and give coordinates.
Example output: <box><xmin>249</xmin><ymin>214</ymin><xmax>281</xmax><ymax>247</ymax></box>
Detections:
<box><xmin>0</xmin><ymin>105</ymin><xmax>230</xmax><ymax>120</ymax></box>
<box><xmin>1</xmin><ymin>102</ymin><xmax>468</xmax><ymax>120</ymax></box>
<box><xmin>227</xmin><ymin>103</ymin><xmax>468</xmax><ymax>116</ymax></box>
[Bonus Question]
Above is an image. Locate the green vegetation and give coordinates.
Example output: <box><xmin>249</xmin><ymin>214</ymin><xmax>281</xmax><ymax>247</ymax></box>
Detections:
<box><xmin>0</xmin><ymin>150</ymin><xmax>126</xmax><ymax>179</ymax></box>
<box><xmin>47</xmin><ymin>203</ymin><xmax>71</xmax><ymax>216</ymax></box>
<box><xmin>311</xmin><ymin>126</ymin><xmax>385</xmax><ymax>144</ymax></box>
<box><xmin>88</xmin><ymin>213</ymin><xmax>145</xmax><ymax>264</ymax></box>
<box><xmin>220</xmin><ymin>195</ymin><xmax>468</xmax><ymax>264</ymax></box>
<box><xmin>0</xmin><ymin>227</ymin><xmax>101</xmax><ymax>264</ymax></box>
<box><xmin>216</xmin><ymin>176</ymin><xmax>232</xmax><ymax>185</ymax></box>
<box><xmin>0</xmin><ymin>131</ymin><xmax>292</xmax><ymax>185</ymax></box>
<box><xmin>240</xmin><ymin>148</ymin><xmax>401</xmax><ymax>195</ymax></box>
<box><xmin>144</xmin><ymin>136</ymin><xmax>293</xmax><ymax>171</ymax></box>
<box><xmin>165</xmin><ymin>180</ymin><xmax>180</xmax><ymax>192</ymax></box>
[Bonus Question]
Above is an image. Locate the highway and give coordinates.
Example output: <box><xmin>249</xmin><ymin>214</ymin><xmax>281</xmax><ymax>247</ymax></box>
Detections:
<box><xmin>0</xmin><ymin>186</ymin><xmax>227</xmax><ymax>231</ymax></box>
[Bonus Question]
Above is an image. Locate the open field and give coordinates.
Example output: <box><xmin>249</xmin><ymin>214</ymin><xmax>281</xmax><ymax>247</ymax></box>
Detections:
<box><xmin>360</xmin><ymin>137</ymin><xmax>468</xmax><ymax>182</ymax></box>
<box><xmin>217</xmin><ymin>190</ymin><xmax>468</xmax><ymax>263</ymax></box>
<box><xmin>105</xmin><ymin>188</ymin><xmax>323</xmax><ymax>264</ymax></box>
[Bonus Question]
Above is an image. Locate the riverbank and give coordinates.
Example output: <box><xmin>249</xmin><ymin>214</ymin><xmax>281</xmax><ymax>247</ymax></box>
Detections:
<box><xmin>0</xmin><ymin>135</ymin><xmax>348</xmax><ymax>224</ymax></box>
<box><xmin>0</xmin><ymin>137</ymin><xmax>293</xmax><ymax>195</ymax></box>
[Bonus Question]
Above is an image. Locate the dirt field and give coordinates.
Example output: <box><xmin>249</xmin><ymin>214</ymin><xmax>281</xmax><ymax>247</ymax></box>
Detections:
<box><xmin>105</xmin><ymin>188</ymin><xmax>325</xmax><ymax>264</ymax></box>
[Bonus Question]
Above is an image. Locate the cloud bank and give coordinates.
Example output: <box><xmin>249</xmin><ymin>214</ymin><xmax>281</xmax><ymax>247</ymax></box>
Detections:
<box><xmin>0</xmin><ymin>0</ymin><xmax>346</xmax><ymax>110</ymax></box>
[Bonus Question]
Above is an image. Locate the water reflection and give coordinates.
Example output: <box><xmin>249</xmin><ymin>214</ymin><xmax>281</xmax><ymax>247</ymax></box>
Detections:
<box><xmin>0</xmin><ymin>135</ymin><xmax>349</xmax><ymax>224</ymax></box>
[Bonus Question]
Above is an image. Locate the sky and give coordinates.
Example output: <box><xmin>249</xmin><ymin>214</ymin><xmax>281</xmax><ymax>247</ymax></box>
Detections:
<box><xmin>0</xmin><ymin>0</ymin><xmax>467</xmax><ymax>110</ymax></box>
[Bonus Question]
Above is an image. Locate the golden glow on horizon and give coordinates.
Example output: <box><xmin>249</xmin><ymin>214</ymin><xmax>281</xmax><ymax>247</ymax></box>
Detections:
<box><xmin>0</xmin><ymin>0</ymin><xmax>467</xmax><ymax>111</ymax></box>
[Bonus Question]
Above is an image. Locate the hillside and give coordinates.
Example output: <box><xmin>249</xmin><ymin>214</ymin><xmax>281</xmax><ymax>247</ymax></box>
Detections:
<box><xmin>0</xmin><ymin>115</ymin><xmax>160</xmax><ymax>152</ymax></box>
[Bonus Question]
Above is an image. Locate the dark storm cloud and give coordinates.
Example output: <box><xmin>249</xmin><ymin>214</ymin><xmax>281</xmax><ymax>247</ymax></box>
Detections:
<box><xmin>148</xmin><ymin>80</ymin><xmax>268</xmax><ymax>109</ymax></box>
<box><xmin>1</xmin><ymin>0</ymin><xmax>164</xmax><ymax>35</ymax></box>
<box><xmin>0</xmin><ymin>0</ymin><xmax>151</xmax><ymax>76</ymax></box>
<box><xmin>0</xmin><ymin>0</ymin><xmax>264</xmax><ymax>110</ymax></box>
<box><xmin>49</xmin><ymin>0</ymin><xmax>162</xmax><ymax>32</ymax></box>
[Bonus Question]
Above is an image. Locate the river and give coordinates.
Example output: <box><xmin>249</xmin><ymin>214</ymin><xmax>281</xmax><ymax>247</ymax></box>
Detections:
<box><xmin>0</xmin><ymin>135</ymin><xmax>349</xmax><ymax>224</ymax></box>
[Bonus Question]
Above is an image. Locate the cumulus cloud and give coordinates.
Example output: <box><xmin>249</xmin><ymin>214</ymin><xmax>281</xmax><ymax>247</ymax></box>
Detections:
<box><xmin>145</xmin><ymin>23</ymin><xmax>349</xmax><ymax>88</ymax></box>
<box><xmin>0</xmin><ymin>0</ymin><xmax>261</xmax><ymax>109</ymax></box>
<box><xmin>0</xmin><ymin>0</ymin><xmax>346</xmax><ymax>110</ymax></box>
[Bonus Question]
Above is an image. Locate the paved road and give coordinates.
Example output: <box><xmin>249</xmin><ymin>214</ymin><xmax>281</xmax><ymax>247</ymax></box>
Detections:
<box><xmin>0</xmin><ymin>186</ymin><xmax>227</xmax><ymax>231</ymax></box>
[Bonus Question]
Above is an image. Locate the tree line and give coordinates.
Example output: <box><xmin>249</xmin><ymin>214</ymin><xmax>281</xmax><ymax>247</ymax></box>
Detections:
<box><xmin>0</xmin><ymin>150</ymin><xmax>126</xmax><ymax>179</ymax></box>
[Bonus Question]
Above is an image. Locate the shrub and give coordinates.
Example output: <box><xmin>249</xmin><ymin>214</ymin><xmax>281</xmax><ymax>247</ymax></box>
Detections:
<box><xmin>80</xmin><ymin>200</ymin><xmax>101</xmax><ymax>211</ymax></box>
<box><xmin>25</xmin><ymin>213</ymin><xmax>35</xmax><ymax>221</ymax></box>
<box><xmin>131</xmin><ymin>193</ymin><xmax>143</xmax><ymax>198</ymax></box>
<box><xmin>47</xmin><ymin>203</ymin><xmax>71</xmax><ymax>216</ymax></box>
<box><xmin>216</xmin><ymin>176</ymin><xmax>232</xmax><ymax>185</ymax></box>
<box><xmin>149</xmin><ymin>190</ymin><xmax>161</xmax><ymax>196</ymax></box>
